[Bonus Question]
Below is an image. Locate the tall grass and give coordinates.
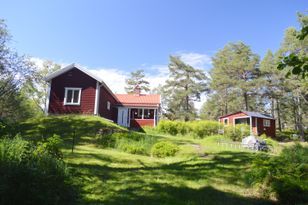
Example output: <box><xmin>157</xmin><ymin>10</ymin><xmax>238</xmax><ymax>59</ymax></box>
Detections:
<box><xmin>0</xmin><ymin>136</ymin><xmax>78</xmax><ymax>205</ymax></box>
<box><xmin>96</xmin><ymin>132</ymin><xmax>157</xmax><ymax>155</ymax></box>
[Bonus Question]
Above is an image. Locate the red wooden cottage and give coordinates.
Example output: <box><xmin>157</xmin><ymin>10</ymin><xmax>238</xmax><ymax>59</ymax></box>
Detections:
<box><xmin>44</xmin><ymin>64</ymin><xmax>161</xmax><ymax>128</ymax></box>
<box><xmin>218</xmin><ymin>111</ymin><xmax>276</xmax><ymax>137</ymax></box>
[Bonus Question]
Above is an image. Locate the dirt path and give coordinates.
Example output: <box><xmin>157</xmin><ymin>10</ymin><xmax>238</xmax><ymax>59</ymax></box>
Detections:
<box><xmin>191</xmin><ymin>143</ymin><xmax>207</xmax><ymax>158</ymax></box>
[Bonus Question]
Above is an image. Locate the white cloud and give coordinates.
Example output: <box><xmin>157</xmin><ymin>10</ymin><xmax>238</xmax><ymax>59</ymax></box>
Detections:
<box><xmin>178</xmin><ymin>52</ymin><xmax>212</xmax><ymax>70</ymax></box>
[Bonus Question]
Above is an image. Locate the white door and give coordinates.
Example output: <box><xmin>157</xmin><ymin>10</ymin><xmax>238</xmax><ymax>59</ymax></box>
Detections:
<box><xmin>117</xmin><ymin>107</ymin><xmax>128</xmax><ymax>127</ymax></box>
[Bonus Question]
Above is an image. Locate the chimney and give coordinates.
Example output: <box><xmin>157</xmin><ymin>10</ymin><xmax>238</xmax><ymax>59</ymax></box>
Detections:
<box><xmin>133</xmin><ymin>85</ymin><xmax>141</xmax><ymax>96</ymax></box>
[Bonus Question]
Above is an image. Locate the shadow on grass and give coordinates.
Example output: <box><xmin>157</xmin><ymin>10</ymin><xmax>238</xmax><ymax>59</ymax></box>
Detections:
<box><xmin>67</xmin><ymin>150</ymin><xmax>273</xmax><ymax>205</ymax></box>
<box><xmin>100</xmin><ymin>184</ymin><xmax>273</xmax><ymax>205</ymax></box>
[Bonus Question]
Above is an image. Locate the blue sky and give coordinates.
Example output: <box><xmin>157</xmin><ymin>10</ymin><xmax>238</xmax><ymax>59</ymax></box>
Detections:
<box><xmin>1</xmin><ymin>0</ymin><xmax>306</xmax><ymax>72</ymax></box>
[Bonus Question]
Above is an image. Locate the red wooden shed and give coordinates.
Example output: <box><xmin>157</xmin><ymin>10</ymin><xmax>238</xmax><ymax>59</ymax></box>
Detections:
<box><xmin>218</xmin><ymin>111</ymin><xmax>276</xmax><ymax>138</ymax></box>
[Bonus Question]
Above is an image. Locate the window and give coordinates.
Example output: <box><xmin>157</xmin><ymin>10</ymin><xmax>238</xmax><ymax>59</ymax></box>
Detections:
<box><xmin>107</xmin><ymin>101</ymin><xmax>111</xmax><ymax>110</ymax></box>
<box><xmin>223</xmin><ymin>118</ymin><xmax>228</xmax><ymax>125</ymax></box>
<box><xmin>263</xmin><ymin>119</ymin><xmax>270</xmax><ymax>127</ymax></box>
<box><xmin>131</xmin><ymin>108</ymin><xmax>143</xmax><ymax>119</ymax></box>
<box><xmin>144</xmin><ymin>109</ymin><xmax>154</xmax><ymax>119</ymax></box>
<box><xmin>64</xmin><ymin>88</ymin><xmax>81</xmax><ymax>105</ymax></box>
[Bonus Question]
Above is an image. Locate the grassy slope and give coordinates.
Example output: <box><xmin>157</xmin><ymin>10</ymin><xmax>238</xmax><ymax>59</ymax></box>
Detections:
<box><xmin>20</xmin><ymin>116</ymin><xmax>275</xmax><ymax>205</ymax></box>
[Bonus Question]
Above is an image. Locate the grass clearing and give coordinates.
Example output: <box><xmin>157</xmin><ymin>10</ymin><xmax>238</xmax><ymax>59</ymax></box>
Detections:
<box><xmin>62</xmin><ymin>134</ymin><xmax>276</xmax><ymax>204</ymax></box>
<box><xmin>18</xmin><ymin>115</ymin><xmax>307</xmax><ymax>204</ymax></box>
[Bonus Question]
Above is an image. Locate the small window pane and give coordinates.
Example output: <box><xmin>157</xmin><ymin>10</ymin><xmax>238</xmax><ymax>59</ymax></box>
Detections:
<box><xmin>73</xmin><ymin>90</ymin><xmax>79</xmax><ymax>103</ymax></box>
<box><xmin>107</xmin><ymin>101</ymin><xmax>111</xmax><ymax>110</ymax></box>
<box><xmin>131</xmin><ymin>109</ymin><xmax>142</xmax><ymax>119</ymax></box>
<box><xmin>144</xmin><ymin>109</ymin><xmax>154</xmax><ymax>119</ymax></box>
<box><xmin>66</xmin><ymin>90</ymin><xmax>73</xmax><ymax>103</ymax></box>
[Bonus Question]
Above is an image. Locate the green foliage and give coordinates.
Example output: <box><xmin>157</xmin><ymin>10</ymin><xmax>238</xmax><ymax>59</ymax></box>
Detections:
<box><xmin>157</xmin><ymin>120</ymin><xmax>220</xmax><ymax>138</ymax></box>
<box><xmin>151</xmin><ymin>141</ymin><xmax>179</xmax><ymax>157</ymax></box>
<box><xmin>0</xmin><ymin>20</ymin><xmax>36</xmax><ymax>121</ymax></box>
<box><xmin>157</xmin><ymin>120</ymin><xmax>188</xmax><ymax>135</ymax></box>
<box><xmin>0</xmin><ymin>137</ymin><xmax>78</xmax><ymax>205</ymax></box>
<box><xmin>125</xmin><ymin>69</ymin><xmax>150</xmax><ymax>93</ymax></box>
<box><xmin>161</xmin><ymin>56</ymin><xmax>208</xmax><ymax>121</ymax></box>
<box><xmin>210</xmin><ymin>42</ymin><xmax>260</xmax><ymax>112</ymax></box>
<box><xmin>34</xmin><ymin>134</ymin><xmax>63</xmax><ymax>159</ymax></box>
<box><xmin>188</xmin><ymin>121</ymin><xmax>220</xmax><ymax>138</ymax></box>
<box><xmin>96</xmin><ymin>132</ymin><xmax>157</xmax><ymax>155</ymax></box>
<box><xmin>224</xmin><ymin>124</ymin><xmax>250</xmax><ymax>141</ymax></box>
<box><xmin>247</xmin><ymin>144</ymin><xmax>308</xmax><ymax>204</ymax></box>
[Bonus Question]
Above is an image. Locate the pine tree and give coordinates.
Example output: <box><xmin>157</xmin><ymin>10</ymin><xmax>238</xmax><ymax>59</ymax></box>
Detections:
<box><xmin>162</xmin><ymin>56</ymin><xmax>208</xmax><ymax>121</ymax></box>
<box><xmin>125</xmin><ymin>69</ymin><xmax>150</xmax><ymax>93</ymax></box>
<box><xmin>211</xmin><ymin>42</ymin><xmax>260</xmax><ymax>112</ymax></box>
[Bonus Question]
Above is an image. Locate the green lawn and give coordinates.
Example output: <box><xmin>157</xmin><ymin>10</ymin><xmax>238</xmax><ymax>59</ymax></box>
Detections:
<box><xmin>63</xmin><ymin>134</ymin><xmax>275</xmax><ymax>205</ymax></box>
<box><xmin>19</xmin><ymin>115</ymin><xmax>292</xmax><ymax>204</ymax></box>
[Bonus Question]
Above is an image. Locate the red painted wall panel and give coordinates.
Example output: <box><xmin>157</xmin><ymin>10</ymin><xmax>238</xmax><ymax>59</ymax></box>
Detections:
<box><xmin>49</xmin><ymin>68</ymin><xmax>96</xmax><ymax>114</ymax></box>
<box><xmin>98</xmin><ymin>86</ymin><xmax>118</xmax><ymax>122</ymax></box>
<box><xmin>130</xmin><ymin>119</ymin><xmax>154</xmax><ymax>128</ymax></box>
<box><xmin>256</xmin><ymin>118</ymin><xmax>276</xmax><ymax>138</ymax></box>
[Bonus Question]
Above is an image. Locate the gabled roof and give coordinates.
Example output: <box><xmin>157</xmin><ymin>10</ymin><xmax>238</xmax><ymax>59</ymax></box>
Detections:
<box><xmin>44</xmin><ymin>63</ymin><xmax>118</xmax><ymax>101</ymax></box>
<box><xmin>219</xmin><ymin>111</ymin><xmax>274</xmax><ymax>120</ymax></box>
<box><xmin>242</xmin><ymin>111</ymin><xmax>274</xmax><ymax>119</ymax></box>
<box><xmin>115</xmin><ymin>94</ymin><xmax>160</xmax><ymax>107</ymax></box>
<box><xmin>44</xmin><ymin>63</ymin><xmax>103</xmax><ymax>82</ymax></box>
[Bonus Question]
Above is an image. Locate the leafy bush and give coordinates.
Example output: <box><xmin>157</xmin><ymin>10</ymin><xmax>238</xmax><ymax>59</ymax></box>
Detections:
<box><xmin>151</xmin><ymin>141</ymin><xmax>179</xmax><ymax>157</ymax></box>
<box><xmin>95</xmin><ymin>133</ymin><xmax>116</xmax><ymax>147</ymax></box>
<box><xmin>224</xmin><ymin>124</ymin><xmax>250</xmax><ymax>141</ymax></box>
<box><xmin>157</xmin><ymin>120</ymin><xmax>220</xmax><ymax>137</ymax></box>
<box><xmin>247</xmin><ymin>144</ymin><xmax>308</xmax><ymax>204</ymax></box>
<box><xmin>188</xmin><ymin>121</ymin><xmax>220</xmax><ymax>138</ymax></box>
<box><xmin>157</xmin><ymin>120</ymin><xmax>181</xmax><ymax>135</ymax></box>
<box><xmin>0</xmin><ymin>137</ymin><xmax>78</xmax><ymax>205</ymax></box>
<box><xmin>96</xmin><ymin>132</ymin><xmax>157</xmax><ymax>155</ymax></box>
<box><xmin>34</xmin><ymin>134</ymin><xmax>63</xmax><ymax>159</ymax></box>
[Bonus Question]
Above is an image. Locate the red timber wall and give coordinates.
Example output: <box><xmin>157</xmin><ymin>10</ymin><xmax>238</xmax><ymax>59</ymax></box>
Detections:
<box><xmin>219</xmin><ymin>112</ymin><xmax>247</xmax><ymax>125</ymax></box>
<box><xmin>256</xmin><ymin>118</ymin><xmax>276</xmax><ymax>138</ymax></box>
<box><xmin>98</xmin><ymin>86</ymin><xmax>118</xmax><ymax>122</ymax></box>
<box><xmin>49</xmin><ymin>68</ymin><xmax>96</xmax><ymax>114</ymax></box>
<box><xmin>130</xmin><ymin>119</ymin><xmax>154</xmax><ymax>129</ymax></box>
<box><xmin>219</xmin><ymin>112</ymin><xmax>276</xmax><ymax>138</ymax></box>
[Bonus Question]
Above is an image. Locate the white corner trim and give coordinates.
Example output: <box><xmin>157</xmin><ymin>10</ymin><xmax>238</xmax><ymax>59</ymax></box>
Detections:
<box><xmin>94</xmin><ymin>82</ymin><xmax>100</xmax><ymax>115</ymax></box>
<box><xmin>45</xmin><ymin>81</ymin><xmax>51</xmax><ymax>115</ymax></box>
<box><xmin>64</xmin><ymin>87</ymin><xmax>82</xmax><ymax>106</ymax></box>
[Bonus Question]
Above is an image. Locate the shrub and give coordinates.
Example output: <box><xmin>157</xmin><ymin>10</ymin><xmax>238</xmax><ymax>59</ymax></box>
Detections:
<box><xmin>95</xmin><ymin>133</ymin><xmax>116</xmax><ymax>147</ymax></box>
<box><xmin>157</xmin><ymin>120</ymin><xmax>180</xmax><ymax>135</ymax></box>
<box><xmin>224</xmin><ymin>124</ymin><xmax>250</xmax><ymax>141</ymax></box>
<box><xmin>34</xmin><ymin>134</ymin><xmax>63</xmax><ymax>159</ymax></box>
<box><xmin>188</xmin><ymin>121</ymin><xmax>220</xmax><ymax>138</ymax></box>
<box><xmin>96</xmin><ymin>132</ymin><xmax>157</xmax><ymax>155</ymax></box>
<box><xmin>247</xmin><ymin>144</ymin><xmax>308</xmax><ymax>204</ymax></box>
<box><xmin>151</xmin><ymin>141</ymin><xmax>179</xmax><ymax>157</ymax></box>
<box><xmin>0</xmin><ymin>137</ymin><xmax>78</xmax><ymax>205</ymax></box>
<box><xmin>157</xmin><ymin>120</ymin><xmax>220</xmax><ymax>137</ymax></box>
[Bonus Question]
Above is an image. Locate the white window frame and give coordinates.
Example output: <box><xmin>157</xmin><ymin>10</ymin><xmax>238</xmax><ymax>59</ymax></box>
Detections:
<box><xmin>263</xmin><ymin>119</ymin><xmax>270</xmax><ymax>127</ymax></box>
<box><xmin>107</xmin><ymin>101</ymin><xmax>111</xmax><ymax>110</ymax></box>
<box><xmin>64</xmin><ymin>87</ymin><xmax>82</xmax><ymax>105</ymax></box>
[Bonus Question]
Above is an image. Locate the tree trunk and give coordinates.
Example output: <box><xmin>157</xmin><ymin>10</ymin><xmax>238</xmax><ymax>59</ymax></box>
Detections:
<box><xmin>292</xmin><ymin>97</ymin><xmax>298</xmax><ymax>131</ymax></box>
<box><xmin>224</xmin><ymin>88</ymin><xmax>228</xmax><ymax>114</ymax></box>
<box><xmin>244</xmin><ymin>92</ymin><xmax>248</xmax><ymax>111</ymax></box>
<box><xmin>271</xmin><ymin>97</ymin><xmax>275</xmax><ymax>118</ymax></box>
<box><xmin>185</xmin><ymin>85</ymin><xmax>189</xmax><ymax>121</ymax></box>
<box><xmin>276</xmin><ymin>99</ymin><xmax>282</xmax><ymax>131</ymax></box>
<box><xmin>296</xmin><ymin>96</ymin><xmax>305</xmax><ymax>141</ymax></box>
